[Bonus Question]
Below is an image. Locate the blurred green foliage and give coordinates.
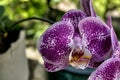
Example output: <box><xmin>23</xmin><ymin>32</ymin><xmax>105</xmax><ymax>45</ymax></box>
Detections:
<box><xmin>92</xmin><ymin>0</ymin><xmax>120</xmax><ymax>39</ymax></box>
<box><xmin>0</xmin><ymin>0</ymin><xmax>63</xmax><ymax>40</ymax></box>
<box><xmin>93</xmin><ymin>0</ymin><xmax>120</xmax><ymax>19</ymax></box>
<box><xmin>0</xmin><ymin>0</ymin><xmax>50</xmax><ymax>44</ymax></box>
<box><xmin>0</xmin><ymin>0</ymin><xmax>48</xmax><ymax>20</ymax></box>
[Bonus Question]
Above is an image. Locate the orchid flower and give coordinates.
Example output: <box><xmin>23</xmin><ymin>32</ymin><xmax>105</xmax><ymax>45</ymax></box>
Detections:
<box><xmin>88</xmin><ymin>17</ymin><xmax>120</xmax><ymax>80</ymax></box>
<box><xmin>38</xmin><ymin>0</ymin><xmax>112</xmax><ymax>72</ymax></box>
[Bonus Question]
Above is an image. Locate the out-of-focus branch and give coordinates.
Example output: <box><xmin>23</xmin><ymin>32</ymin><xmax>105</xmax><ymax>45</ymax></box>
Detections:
<box><xmin>10</xmin><ymin>17</ymin><xmax>54</xmax><ymax>30</ymax></box>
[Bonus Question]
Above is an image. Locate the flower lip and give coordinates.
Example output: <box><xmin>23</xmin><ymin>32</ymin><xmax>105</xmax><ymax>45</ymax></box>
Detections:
<box><xmin>69</xmin><ymin>46</ymin><xmax>92</xmax><ymax>69</ymax></box>
<box><xmin>68</xmin><ymin>32</ymin><xmax>92</xmax><ymax>69</ymax></box>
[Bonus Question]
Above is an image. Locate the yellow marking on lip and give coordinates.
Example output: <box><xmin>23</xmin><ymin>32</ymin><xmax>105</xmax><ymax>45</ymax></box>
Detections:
<box><xmin>69</xmin><ymin>52</ymin><xmax>92</xmax><ymax>69</ymax></box>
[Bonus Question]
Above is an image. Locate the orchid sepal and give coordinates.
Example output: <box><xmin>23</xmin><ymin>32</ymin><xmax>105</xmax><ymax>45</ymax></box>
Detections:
<box><xmin>38</xmin><ymin>21</ymin><xmax>74</xmax><ymax>72</ymax></box>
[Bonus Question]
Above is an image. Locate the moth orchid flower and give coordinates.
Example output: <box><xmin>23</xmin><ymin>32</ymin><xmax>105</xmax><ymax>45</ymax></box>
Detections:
<box><xmin>88</xmin><ymin>17</ymin><xmax>120</xmax><ymax>80</ymax></box>
<box><xmin>38</xmin><ymin>0</ymin><xmax>112</xmax><ymax>72</ymax></box>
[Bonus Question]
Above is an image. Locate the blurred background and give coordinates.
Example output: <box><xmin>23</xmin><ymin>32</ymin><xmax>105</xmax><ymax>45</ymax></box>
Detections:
<box><xmin>0</xmin><ymin>0</ymin><xmax>120</xmax><ymax>80</ymax></box>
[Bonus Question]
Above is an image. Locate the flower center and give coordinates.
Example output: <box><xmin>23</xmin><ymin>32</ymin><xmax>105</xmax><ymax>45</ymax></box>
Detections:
<box><xmin>69</xmin><ymin>47</ymin><xmax>92</xmax><ymax>69</ymax></box>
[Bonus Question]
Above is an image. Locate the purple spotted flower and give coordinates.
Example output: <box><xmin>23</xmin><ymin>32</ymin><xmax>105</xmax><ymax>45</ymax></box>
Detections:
<box><xmin>88</xmin><ymin>17</ymin><xmax>120</xmax><ymax>80</ymax></box>
<box><xmin>38</xmin><ymin>0</ymin><xmax>112</xmax><ymax>72</ymax></box>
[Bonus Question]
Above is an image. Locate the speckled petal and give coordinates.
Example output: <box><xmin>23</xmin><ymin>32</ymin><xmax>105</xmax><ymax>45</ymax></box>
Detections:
<box><xmin>62</xmin><ymin>9</ymin><xmax>86</xmax><ymax>30</ymax></box>
<box><xmin>111</xmin><ymin>23</ymin><xmax>119</xmax><ymax>52</ymax></box>
<box><xmin>69</xmin><ymin>32</ymin><xmax>82</xmax><ymax>49</ymax></box>
<box><xmin>88</xmin><ymin>60</ymin><xmax>104</xmax><ymax>68</ymax></box>
<box><xmin>81</xmin><ymin>0</ymin><xmax>96</xmax><ymax>16</ymax></box>
<box><xmin>111</xmin><ymin>26</ymin><xmax>120</xmax><ymax>58</ymax></box>
<box><xmin>44</xmin><ymin>60</ymin><xmax>68</xmax><ymax>72</ymax></box>
<box><xmin>88</xmin><ymin>58</ymin><xmax>120</xmax><ymax>80</ymax></box>
<box><xmin>107</xmin><ymin>16</ymin><xmax>112</xmax><ymax>28</ymax></box>
<box><xmin>38</xmin><ymin>21</ymin><xmax>74</xmax><ymax>66</ymax></box>
<box><xmin>78</xmin><ymin>17</ymin><xmax>111</xmax><ymax>63</ymax></box>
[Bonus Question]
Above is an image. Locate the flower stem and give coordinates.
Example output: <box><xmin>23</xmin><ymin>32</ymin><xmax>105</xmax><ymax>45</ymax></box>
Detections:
<box><xmin>10</xmin><ymin>17</ymin><xmax>54</xmax><ymax>30</ymax></box>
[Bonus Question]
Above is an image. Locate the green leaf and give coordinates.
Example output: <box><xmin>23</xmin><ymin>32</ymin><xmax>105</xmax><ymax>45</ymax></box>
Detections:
<box><xmin>0</xmin><ymin>6</ymin><xmax>5</xmax><ymax>19</ymax></box>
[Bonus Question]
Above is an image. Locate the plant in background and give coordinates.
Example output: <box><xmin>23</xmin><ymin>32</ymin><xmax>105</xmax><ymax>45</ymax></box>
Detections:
<box><xmin>0</xmin><ymin>16</ymin><xmax>53</xmax><ymax>53</ymax></box>
<box><xmin>0</xmin><ymin>0</ymin><xmax>53</xmax><ymax>53</ymax></box>
<box><xmin>0</xmin><ymin>3</ymin><xmax>53</xmax><ymax>53</ymax></box>
<box><xmin>38</xmin><ymin>0</ymin><xmax>120</xmax><ymax>80</ymax></box>
<box><xmin>0</xmin><ymin>5</ymin><xmax>22</xmax><ymax>53</ymax></box>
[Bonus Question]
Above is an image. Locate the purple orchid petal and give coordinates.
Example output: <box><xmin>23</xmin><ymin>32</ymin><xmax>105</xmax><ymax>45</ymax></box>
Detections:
<box><xmin>107</xmin><ymin>16</ymin><xmax>112</xmax><ymax>28</ymax></box>
<box><xmin>62</xmin><ymin>9</ymin><xmax>86</xmax><ymax>30</ymax></box>
<box><xmin>70</xmin><ymin>32</ymin><xmax>82</xmax><ymax>49</ymax></box>
<box><xmin>111</xmin><ymin>27</ymin><xmax>120</xmax><ymax>58</ymax></box>
<box><xmin>38</xmin><ymin>21</ymin><xmax>74</xmax><ymax>71</ymax></box>
<box><xmin>110</xmin><ymin>23</ymin><xmax>119</xmax><ymax>52</ymax></box>
<box><xmin>61</xmin><ymin>10</ymin><xmax>93</xmax><ymax>69</ymax></box>
<box><xmin>108</xmin><ymin>16</ymin><xmax>120</xmax><ymax>57</ymax></box>
<box><xmin>88</xmin><ymin>57</ymin><xmax>120</xmax><ymax>80</ymax></box>
<box><xmin>81</xmin><ymin>0</ymin><xmax>96</xmax><ymax>16</ymax></box>
<box><xmin>88</xmin><ymin>60</ymin><xmax>104</xmax><ymax>68</ymax></box>
<box><xmin>112</xmin><ymin>46</ymin><xmax>120</xmax><ymax>58</ymax></box>
<box><xmin>44</xmin><ymin>61</ymin><xmax>68</xmax><ymax>72</ymax></box>
<box><xmin>78</xmin><ymin>17</ymin><xmax>111</xmax><ymax>64</ymax></box>
<box><xmin>88</xmin><ymin>17</ymin><xmax>120</xmax><ymax>80</ymax></box>
<box><xmin>88</xmin><ymin>16</ymin><xmax>114</xmax><ymax>68</ymax></box>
